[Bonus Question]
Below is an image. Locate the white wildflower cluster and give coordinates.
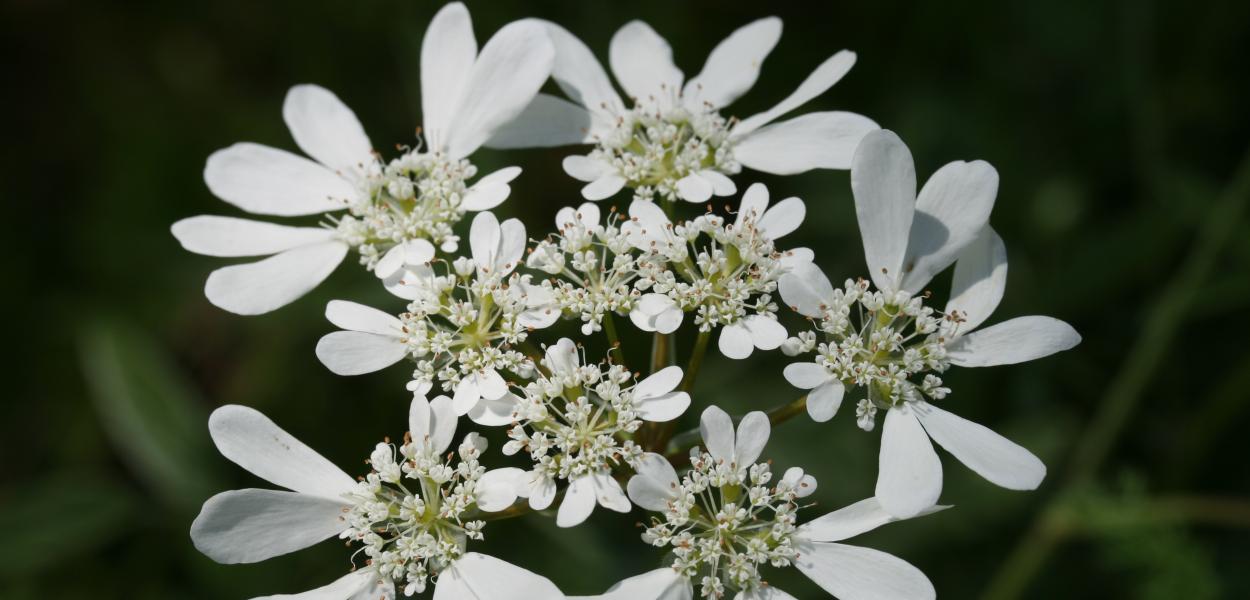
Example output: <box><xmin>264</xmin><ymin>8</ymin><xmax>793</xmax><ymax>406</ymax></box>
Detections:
<box><xmin>526</xmin><ymin>204</ymin><xmax>643</xmax><ymax>335</ymax></box>
<box><xmin>642</xmin><ymin>451</ymin><xmax>807</xmax><ymax>598</ymax></box>
<box><xmin>341</xmin><ymin>432</ymin><xmax>491</xmax><ymax>597</ymax></box>
<box><xmin>393</xmin><ymin>259</ymin><xmax>546</xmax><ymax>398</ymax></box>
<box><xmin>503</xmin><ymin>345</ymin><xmax>645</xmax><ymax>482</ymax></box>
<box><xmin>583</xmin><ymin>97</ymin><xmax>739</xmax><ymax>204</ymax></box>
<box><xmin>332</xmin><ymin>148</ymin><xmax>477</xmax><ymax>264</ymax></box>
<box><xmin>781</xmin><ymin>277</ymin><xmax>955</xmax><ymax>431</ymax></box>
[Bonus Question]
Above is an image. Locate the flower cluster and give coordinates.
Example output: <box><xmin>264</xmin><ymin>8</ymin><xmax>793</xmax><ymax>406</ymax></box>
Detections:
<box><xmin>180</xmin><ymin>5</ymin><xmax>1081</xmax><ymax>600</ymax></box>
<box><xmin>501</xmin><ymin>339</ymin><xmax>690</xmax><ymax>526</ymax></box>
<box><xmin>342</xmin><ymin>431</ymin><xmax>492</xmax><ymax>596</ymax></box>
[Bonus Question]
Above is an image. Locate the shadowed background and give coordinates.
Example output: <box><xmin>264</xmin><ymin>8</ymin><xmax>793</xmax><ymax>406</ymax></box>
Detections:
<box><xmin>4</xmin><ymin>0</ymin><xmax>1249</xmax><ymax>598</ymax></box>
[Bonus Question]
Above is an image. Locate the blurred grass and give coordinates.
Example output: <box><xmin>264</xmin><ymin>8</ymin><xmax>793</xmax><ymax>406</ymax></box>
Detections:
<box><xmin>2</xmin><ymin>0</ymin><xmax>1249</xmax><ymax>598</ymax></box>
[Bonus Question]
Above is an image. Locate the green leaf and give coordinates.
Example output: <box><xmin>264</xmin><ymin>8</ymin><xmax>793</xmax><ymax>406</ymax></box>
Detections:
<box><xmin>79</xmin><ymin>317</ymin><xmax>220</xmax><ymax>512</ymax></box>
<box><xmin>0</xmin><ymin>473</ymin><xmax>137</xmax><ymax>576</ymax></box>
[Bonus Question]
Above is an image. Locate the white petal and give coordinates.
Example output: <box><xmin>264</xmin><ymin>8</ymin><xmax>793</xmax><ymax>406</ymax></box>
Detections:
<box><xmin>497</xmin><ymin>217</ymin><xmax>527</xmax><ymax>275</ymax></box>
<box><xmin>850</xmin><ymin>129</ymin><xmax>916</xmax><ymax>290</ymax></box>
<box><xmin>315</xmin><ymin>331</ymin><xmax>408</xmax><ymax>376</ymax></box>
<box><xmin>460</xmin><ymin>182</ymin><xmax>511</xmax><ymax>211</ymax></box>
<box><xmin>699</xmin><ymin>405</ymin><xmax>736</xmax><ymax>464</ymax></box>
<box><xmin>409</xmin><ymin>394</ymin><xmax>434</xmax><ymax>445</ymax></box>
<box><xmin>283</xmin><ymin>84</ymin><xmax>372</xmax><ymax>174</ymax></box>
<box><xmin>469</xmin><ymin>211</ymin><xmax>500</xmax><ymax>273</ymax></box>
<box><xmin>523</xmin><ymin>471</ymin><xmax>557</xmax><ymax>511</ymax></box>
<box><xmin>783</xmin><ymin>362</ymin><xmax>828</xmax><ymax>389</ymax></box>
<box><xmin>743</xmin><ymin>314</ymin><xmax>787</xmax><ymax>350</ymax></box>
<box><xmin>429</xmin><ymin>395</ymin><xmax>459</xmax><ymax>454</ymax></box>
<box><xmin>557</xmin><ymin>475</ymin><xmax>597</xmax><ymax>527</ymax></box>
<box><xmin>477</xmin><ymin>468</ymin><xmax>524</xmax><ymax>512</ymax></box>
<box><xmin>442</xmin><ymin>21</ymin><xmax>555</xmax><ymax>158</ymax></box>
<box><xmin>947</xmin><ymin>316</ymin><xmax>1081</xmax><ymax>367</ymax></box>
<box><xmin>563</xmin><ymin>154</ymin><xmax>608</xmax><ymax>182</ymax></box>
<box><xmin>798</xmin><ymin>497</ymin><xmax>905</xmax><ymax>542</ymax></box>
<box><xmin>737</xmin><ymin>111</ymin><xmax>879</xmax><ymax>175</ymax></box>
<box><xmin>635</xmin><ymin>391</ymin><xmax>690</xmax><ymax>423</ymax></box>
<box><xmin>806</xmin><ymin>381</ymin><xmax>845</xmax><ymax>423</ymax></box>
<box><xmin>587</xmin><ymin>568</ymin><xmax>692</xmax><ymax>600</ymax></box>
<box><xmin>468</xmin><ymin>392</ymin><xmax>521</xmax><ymax>426</ymax></box>
<box><xmin>207</xmin><ymin>405</ymin><xmax>354</xmax><ymax>498</ymax></box>
<box><xmin>421</xmin><ymin>2</ymin><xmax>477</xmax><ymax>150</ymax></box>
<box><xmin>778</xmin><ymin>262</ymin><xmax>834</xmax><ymax>317</ymax></box>
<box><xmin>609</xmin><ymin>21</ymin><xmax>683</xmax><ymax>104</ymax></box>
<box><xmin>913</xmin><ymin>401</ymin><xmax>1046</xmax><ymax>490</ymax></box>
<box><xmin>325</xmin><ymin>300</ymin><xmax>403</xmax><ymax>335</ymax></box>
<box><xmin>718</xmin><ymin>322</ymin><xmax>755</xmax><ymax>359</ymax></box>
<box><xmin>735</xmin><ymin>587</ymin><xmax>798</xmax><ymax>600</ymax></box>
<box><xmin>635</xmin><ymin>365</ymin><xmax>683</xmax><ymax>398</ymax></box>
<box><xmin>675</xmin><ymin>172</ymin><xmax>714</xmax><ymax>203</ymax></box>
<box><xmin>486</xmin><ymin>93</ymin><xmax>595</xmax><ymax>148</ymax></box>
<box><xmin>794</xmin><ymin>541</ymin><xmax>935</xmax><ymax>600</ymax></box>
<box><xmin>583</xmin><ymin>173</ymin><xmax>627</xmax><ymax>201</ymax></box>
<box><xmin>539</xmin><ymin>20</ymin><xmax>626</xmax><ymax>116</ymax></box>
<box><xmin>191</xmin><ymin>489</ymin><xmax>348</xmax><ymax>564</ymax></box>
<box><xmin>732</xmin><ymin>50</ymin><xmax>856</xmax><ymax>137</ymax></box>
<box><xmin>781</xmin><ymin>466</ymin><xmax>818</xmax><ymax>498</ymax></box>
<box><xmin>593</xmin><ymin>471</ymin><xmax>632</xmax><ymax>513</ymax></box>
<box><xmin>756</xmin><ymin>197</ymin><xmax>806</xmax><ymax>240</ymax></box>
<box><xmin>453</xmin><ymin>378</ymin><xmax>482</xmax><ymax>415</ymax></box>
<box><xmin>875</xmin><ymin>407</ymin><xmax>942</xmax><ymax>518</ymax></box>
<box><xmin>171</xmin><ymin>216</ymin><xmax>334</xmax><ymax>257</ymax></box>
<box><xmin>734</xmin><ymin>411</ymin><xmax>770</xmax><ymax>467</ymax></box>
<box><xmin>735</xmin><ymin>182</ymin><xmax>770</xmax><ymax>229</ymax></box>
<box><xmin>204</xmin><ymin>240</ymin><xmax>347</xmax><ymax>315</ymax></box>
<box><xmin>946</xmin><ymin>227</ymin><xmax>1007</xmax><ymax>332</ymax></box>
<box><xmin>435</xmin><ymin>553</ymin><xmax>564</xmax><ymax>600</ymax></box>
<box><xmin>251</xmin><ymin>571</ymin><xmax>381</xmax><ymax>600</ymax></box>
<box><xmin>682</xmin><ymin>17</ymin><xmax>781</xmax><ymax>110</ymax></box>
<box><xmin>700</xmin><ymin>170</ymin><xmax>737</xmax><ymax>196</ymax></box>
<box><xmin>627</xmin><ymin>454</ymin><xmax>680</xmax><ymax>511</ymax></box>
<box><xmin>900</xmin><ymin>160</ymin><xmax>999</xmax><ymax>293</ymax></box>
<box><xmin>778</xmin><ymin>247</ymin><xmax>815</xmax><ymax>270</ymax></box>
<box><xmin>203</xmin><ymin>143</ymin><xmax>355</xmax><ymax>216</ymax></box>
<box><xmin>630</xmin><ymin>293</ymin><xmax>682</xmax><ymax>334</ymax></box>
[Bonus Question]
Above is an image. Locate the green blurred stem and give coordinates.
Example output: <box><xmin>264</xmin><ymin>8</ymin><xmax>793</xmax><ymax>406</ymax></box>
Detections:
<box><xmin>665</xmin><ymin>394</ymin><xmax>808</xmax><ymax>458</ymax></box>
<box><xmin>981</xmin><ymin>146</ymin><xmax>1250</xmax><ymax>600</ymax></box>
<box><xmin>649</xmin><ymin>332</ymin><xmax>672</xmax><ymax>374</ymax></box>
<box><xmin>680</xmin><ymin>330</ymin><xmax>712</xmax><ymax>392</ymax></box>
<box><xmin>603</xmin><ymin>313</ymin><xmax>622</xmax><ymax>360</ymax></box>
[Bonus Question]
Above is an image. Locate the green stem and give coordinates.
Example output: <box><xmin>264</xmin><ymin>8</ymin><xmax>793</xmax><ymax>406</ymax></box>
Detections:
<box><xmin>603</xmin><ymin>312</ymin><xmax>622</xmax><ymax>360</ymax></box>
<box><xmin>981</xmin><ymin>146</ymin><xmax>1250</xmax><ymax>600</ymax></box>
<box><xmin>681</xmin><ymin>330</ymin><xmax>712</xmax><ymax>392</ymax></box>
<box><xmin>649</xmin><ymin>332</ymin><xmax>672</xmax><ymax>374</ymax></box>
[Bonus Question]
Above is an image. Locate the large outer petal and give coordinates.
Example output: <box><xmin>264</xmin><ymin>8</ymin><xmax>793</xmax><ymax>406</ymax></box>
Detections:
<box><xmin>325</xmin><ymin>300</ymin><xmax>404</xmax><ymax>336</ymax></box>
<box><xmin>946</xmin><ymin>227</ymin><xmax>1007</xmax><ymax>332</ymax></box>
<box><xmin>537</xmin><ymin>20</ymin><xmax>625</xmax><ymax>116</ymax></box>
<box><xmin>913</xmin><ymin>401</ymin><xmax>1046</xmax><ymax>490</ymax></box>
<box><xmin>190</xmin><ymin>489</ymin><xmax>348</xmax><ymax>564</ymax></box>
<box><xmin>732</xmin><ymin>50</ymin><xmax>856</xmax><ymax>137</ymax></box>
<box><xmin>699</xmin><ymin>405</ymin><xmax>736</xmax><ymax>464</ymax></box>
<box><xmin>682</xmin><ymin>17</ymin><xmax>781</xmax><ymax>110</ymax></box>
<box><xmin>946</xmin><ymin>315</ymin><xmax>1081</xmax><ymax>367</ymax></box>
<box><xmin>203</xmin><ymin>143</ymin><xmax>355</xmax><ymax>216</ymax></box>
<box><xmin>736</xmin><ymin>112</ymin><xmax>879</xmax><ymax>174</ymax></box>
<box><xmin>899</xmin><ymin>160</ymin><xmax>999</xmax><ymax>293</ymax></box>
<box><xmin>252</xmin><ymin>571</ymin><xmax>384</xmax><ymax>600</ymax></box>
<box><xmin>485</xmin><ymin>93</ymin><xmax>595</xmax><ymax>149</ymax></box>
<box><xmin>434</xmin><ymin>553</ymin><xmax>564</xmax><ymax>600</ymax></box>
<box><xmin>875</xmin><ymin>406</ymin><xmax>942</xmax><ymax>518</ymax></box>
<box><xmin>794</xmin><ymin>541</ymin><xmax>935</xmax><ymax>600</ymax></box>
<box><xmin>556</xmin><ymin>474</ymin><xmax>597</xmax><ymax>527</ymax></box>
<box><xmin>204</xmin><ymin>240</ymin><xmax>347</xmax><ymax>315</ymax></box>
<box><xmin>315</xmin><ymin>331</ymin><xmax>408</xmax><ymax>376</ymax></box>
<box><xmin>442</xmin><ymin>21</ymin><xmax>554</xmax><ymax>158</ymax></box>
<box><xmin>172</xmin><ymin>216</ymin><xmax>335</xmax><ymax>258</ymax></box>
<box><xmin>421</xmin><ymin>2</ymin><xmax>477</xmax><ymax>151</ymax></box>
<box><xmin>283</xmin><ymin>84</ymin><xmax>372</xmax><ymax>175</ymax></box>
<box><xmin>797</xmin><ymin>497</ymin><xmax>947</xmax><ymax>542</ymax></box>
<box><xmin>207</xmin><ymin>405</ymin><xmax>355</xmax><ymax>498</ymax></box>
<box><xmin>574</xmin><ymin>568</ymin><xmax>692</xmax><ymax>600</ymax></box>
<box><xmin>609</xmin><ymin>21</ymin><xmax>683</xmax><ymax>103</ymax></box>
<box><xmin>734</xmin><ymin>411</ymin><xmax>771</xmax><ymax>467</ymax></box>
<box><xmin>851</xmin><ymin>130</ymin><xmax>915</xmax><ymax>291</ymax></box>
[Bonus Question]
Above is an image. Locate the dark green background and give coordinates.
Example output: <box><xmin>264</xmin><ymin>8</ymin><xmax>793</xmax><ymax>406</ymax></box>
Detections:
<box><xmin>4</xmin><ymin>0</ymin><xmax>1249</xmax><ymax>598</ymax></box>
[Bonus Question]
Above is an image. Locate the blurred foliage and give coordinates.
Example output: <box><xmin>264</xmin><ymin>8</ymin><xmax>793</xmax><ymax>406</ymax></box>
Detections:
<box><xmin>3</xmin><ymin>0</ymin><xmax>1249</xmax><ymax>598</ymax></box>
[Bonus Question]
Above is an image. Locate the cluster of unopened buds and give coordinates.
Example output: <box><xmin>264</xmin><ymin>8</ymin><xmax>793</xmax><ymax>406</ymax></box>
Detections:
<box><xmin>178</xmin><ymin>4</ymin><xmax>1081</xmax><ymax>600</ymax></box>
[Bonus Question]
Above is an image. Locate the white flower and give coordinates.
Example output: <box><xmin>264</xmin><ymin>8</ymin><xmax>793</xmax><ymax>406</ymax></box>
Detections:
<box><xmin>315</xmin><ymin>212</ymin><xmax>558</xmax><ymax>423</ymax></box>
<box><xmin>596</xmin><ymin>406</ymin><xmax>935</xmax><ymax>600</ymax></box>
<box><xmin>172</xmin><ymin>3</ymin><xmax>554</xmax><ymax>315</ymax></box>
<box><xmin>189</xmin><ymin>399</ymin><xmax>558</xmax><ymax>599</ymax></box>
<box><xmin>504</xmin><ymin>338</ymin><xmax>692</xmax><ymax>527</ymax></box>
<box><xmin>492</xmin><ymin>17</ymin><xmax>877</xmax><ymax>203</ymax></box>
<box><xmin>778</xmin><ymin>129</ymin><xmax>1081</xmax><ymax>518</ymax></box>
